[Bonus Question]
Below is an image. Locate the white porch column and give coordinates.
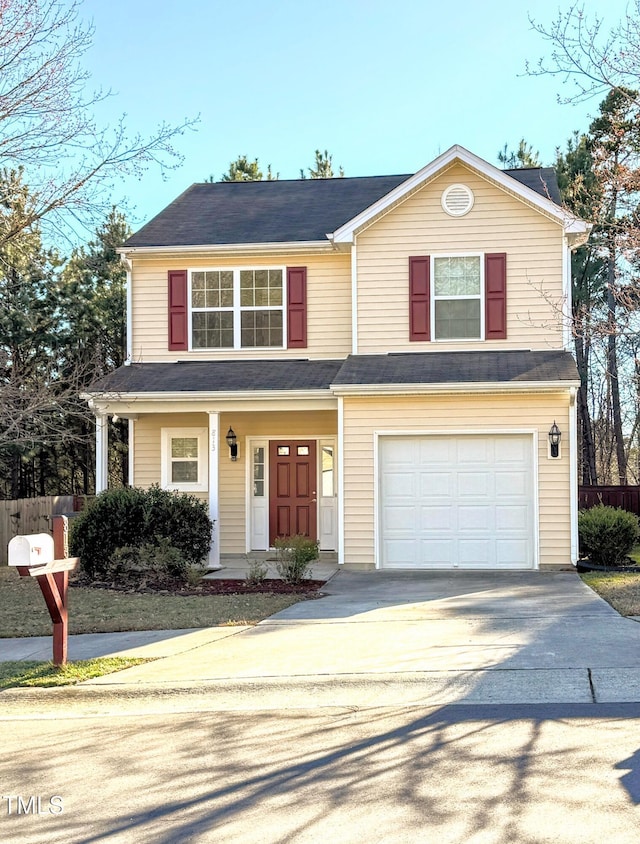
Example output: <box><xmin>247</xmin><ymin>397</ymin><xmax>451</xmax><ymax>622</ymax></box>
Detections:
<box><xmin>337</xmin><ymin>396</ymin><xmax>345</xmax><ymax>565</ymax></box>
<box><xmin>569</xmin><ymin>388</ymin><xmax>578</xmax><ymax>565</ymax></box>
<box><xmin>128</xmin><ymin>418</ymin><xmax>135</xmax><ymax>487</ymax></box>
<box><xmin>208</xmin><ymin>411</ymin><xmax>220</xmax><ymax>568</ymax></box>
<box><xmin>95</xmin><ymin>413</ymin><xmax>109</xmax><ymax>493</ymax></box>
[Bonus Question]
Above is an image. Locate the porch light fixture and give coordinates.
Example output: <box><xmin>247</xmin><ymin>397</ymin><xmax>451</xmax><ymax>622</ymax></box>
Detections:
<box><xmin>225</xmin><ymin>427</ymin><xmax>238</xmax><ymax>461</ymax></box>
<box><xmin>548</xmin><ymin>421</ymin><xmax>561</xmax><ymax>458</ymax></box>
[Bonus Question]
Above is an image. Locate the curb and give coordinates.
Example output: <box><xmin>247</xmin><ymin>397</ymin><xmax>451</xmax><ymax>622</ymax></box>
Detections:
<box><xmin>5</xmin><ymin>667</ymin><xmax>640</xmax><ymax>714</ymax></box>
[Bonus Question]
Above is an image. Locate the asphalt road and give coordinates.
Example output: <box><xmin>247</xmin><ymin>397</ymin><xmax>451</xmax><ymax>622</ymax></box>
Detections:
<box><xmin>2</xmin><ymin>701</ymin><xmax>640</xmax><ymax>843</ymax></box>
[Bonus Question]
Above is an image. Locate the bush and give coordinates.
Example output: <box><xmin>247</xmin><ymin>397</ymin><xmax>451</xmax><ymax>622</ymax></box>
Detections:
<box><xmin>245</xmin><ymin>558</ymin><xmax>268</xmax><ymax>585</ymax></box>
<box><xmin>578</xmin><ymin>505</ymin><xmax>639</xmax><ymax>567</ymax></box>
<box><xmin>273</xmin><ymin>535</ymin><xmax>319</xmax><ymax>584</ymax></box>
<box><xmin>70</xmin><ymin>485</ymin><xmax>212</xmax><ymax>580</ymax></box>
<box><xmin>107</xmin><ymin>538</ymin><xmax>188</xmax><ymax>588</ymax></box>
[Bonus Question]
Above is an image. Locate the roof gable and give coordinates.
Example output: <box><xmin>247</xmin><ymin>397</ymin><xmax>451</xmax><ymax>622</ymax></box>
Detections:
<box><xmin>122</xmin><ymin>147</ymin><xmax>583</xmax><ymax>251</ymax></box>
<box><xmin>331</xmin><ymin>145</ymin><xmax>587</xmax><ymax>244</ymax></box>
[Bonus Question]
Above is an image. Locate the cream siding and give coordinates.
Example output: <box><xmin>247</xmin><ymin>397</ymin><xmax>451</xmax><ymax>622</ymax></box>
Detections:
<box><xmin>130</xmin><ymin>251</ymin><xmax>351</xmax><ymax>362</ymax></box>
<box><xmin>342</xmin><ymin>392</ymin><xmax>572</xmax><ymax>570</ymax></box>
<box><xmin>355</xmin><ymin>162</ymin><xmax>566</xmax><ymax>354</ymax></box>
<box><xmin>134</xmin><ymin>409</ymin><xmax>337</xmax><ymax>554</ymax></box>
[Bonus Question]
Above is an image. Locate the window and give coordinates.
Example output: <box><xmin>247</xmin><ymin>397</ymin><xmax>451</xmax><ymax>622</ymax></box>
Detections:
<box><xmin>433</xmin><ymin>255</ymin><xmax>482</xmax><ymax>340</ymax></box>
<box><xmin>190</xmin><ymin>268</ymin><xmax>284</xmax><ymax>350</ymax></box>
<box><xmin>253</xmin><ymin>446</ymin><xmax>265</xmax><ymax>497</ymax></box>
<box><xmin>321</xmin><ymin>445</ymin><xmax>334</xmax><ymax>497</ymax></box>
<box><xmin>161</xmin><ymin>428</ymin><xmax>208</xmax><ymax>492</ymax></box>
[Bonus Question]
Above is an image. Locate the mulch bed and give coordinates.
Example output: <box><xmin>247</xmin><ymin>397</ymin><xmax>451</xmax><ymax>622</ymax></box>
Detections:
<box><xmin>577</xmin><ymin>558</ymin><xmax>640</xmax><ymax>573</ymax></box>
<box><xmin>71</xmin><ymin>575</ymin><xmax>327</xmax><ymax>597</ymax></box>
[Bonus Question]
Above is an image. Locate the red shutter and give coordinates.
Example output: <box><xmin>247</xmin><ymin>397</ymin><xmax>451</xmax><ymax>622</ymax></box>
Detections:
<box><xmin>485</xmin><ymin>253</ymin><xmax>507</xmax><ymax>339</ymax></box>
<box><xmin>168</xmin><ymin>270</ymin><xmax>188</xmax><ymax>351</ymax></box>
<box><xmin>287</xmin><ymin>266</ymin><xmax>307</xmax><ymax>348</ymax></box>
<box><xmin>409</xmin><ymin>256</ymin><xmax>430</xmax><ymax>341</ymax></box>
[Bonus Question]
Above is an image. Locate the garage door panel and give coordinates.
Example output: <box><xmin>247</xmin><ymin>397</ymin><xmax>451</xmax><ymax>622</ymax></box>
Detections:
<box><xmin>495</xmin><ymin>472</ymin><xmax>527</xmax><ymax>495</ymax></box>
<box><xmin>420</xmin><ymin>505</ymin><xmax>453</xmax><ymax>530</ymax></box>
<box><xmin>383</xmin><ymin>506</ymin><xmax>418</xmax><ymax>531</ymax></box>
<box><xmin>496</xmin><ymin>540</ymin><xmax>530</xmax><ymax>566</ymax></box>
<box><xmin>419</xmin><ymin>539</ymin><xmax>455</xmax><ymax>567</ymax></box>
<box><xmin>458</xmin><ymin>472</ymin><xmax>492</xmax><ymax>497</ymax></box>
<box><xmin>496</xmin><ymin>438</ymin><xmax>529</xmax><ymax>462</ymax></box>
<box><xmin>459</xmin><ymin>505</ymin><xmax>494</xmax><ymax>530</ymax></box>
<box><xmin>419</xmin><ymin>474</ymin><xmax>454</xmax><ymax>497</ymax></box>
<box><xmin>496</xmin><ymin>505</ymin><xmax>529</xmax><ymax>531</ymax></box>
<box><xmin>382</xmin><ymin>539</ymin><xmax>419</xmax><ymax>567</ymax></box>
<box><xmin>380</xmin><ymin>434</ymin><xmax>534</xmax><ymax>570</ymax></box>
<box><xmin>457</xmin><ymin>438</ymin><xmax>491</xmax><ymax>463</ymax></box>
<box><xmin>418</xmin><ymin>439</ymin><xmax>454</xmax><ymax>463</ymax></box>
<box><xmin>458</xmin><ymin>539</ymin><xmax>491</xmax><ymax>565</ymax></box>
<box><xmin>384</xmin><ymin>472</ymin><xmax>417</xmax><ymax>497</ymax></box>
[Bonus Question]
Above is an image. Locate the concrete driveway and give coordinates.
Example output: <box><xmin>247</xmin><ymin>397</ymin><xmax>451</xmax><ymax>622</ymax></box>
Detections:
<box><xmin>69</xmin><ymin>569</ymin><xmax>640</xmax><ymax>707</ymax></box>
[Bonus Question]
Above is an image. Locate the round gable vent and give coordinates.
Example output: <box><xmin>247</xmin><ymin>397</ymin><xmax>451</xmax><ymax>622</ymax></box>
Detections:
<box><xmin>441</xmin><ymin>183</ymin><xmax>474</xmax><ymax>217</ymax></box>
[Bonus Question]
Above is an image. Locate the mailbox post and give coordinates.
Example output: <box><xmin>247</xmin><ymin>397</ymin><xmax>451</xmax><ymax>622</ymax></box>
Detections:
<box><xmin>8</xmin><ymin>516</ymin><xmax>79</xmax><ymax>666</ymax></box>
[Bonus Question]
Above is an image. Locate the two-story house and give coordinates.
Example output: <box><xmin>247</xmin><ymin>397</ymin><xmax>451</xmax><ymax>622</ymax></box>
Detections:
<box><xmin>86</xmin><ymin>145</ymin><xmax>590</xmax><ymax>571</ymax></box>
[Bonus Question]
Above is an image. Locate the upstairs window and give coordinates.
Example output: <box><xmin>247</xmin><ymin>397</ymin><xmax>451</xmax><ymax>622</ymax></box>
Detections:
<box><xmin>433</xmin><ymin>255</ymin><xmax>482</xmax><ymax>340</ymax></box>
<box><xmin>190</xmin><ymin>268</ymin><xmax>284</xmax><ymax>350</ymax></box>
<box><xmin>409</xmin><ymin>253</ymin><xmax>506</xmax><ymax>342</ymax></box>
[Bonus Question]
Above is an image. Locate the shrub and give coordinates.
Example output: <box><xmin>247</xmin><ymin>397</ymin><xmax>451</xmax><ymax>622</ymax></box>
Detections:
<box><xmin>70</xmin><ymin>485</ymin><xmax>212</xmax><ymax>580</ymax></box>
<box><xmin>107</xmin><ymin>539</ymin><xmax>188</xmax><ymax>588</ymax></box>
<box><xmin>578</xmin><ymin>505</ymin><xmax>639</xmax><ymax>567</ymax></box>
<box><xmin>246</xmin><ymin>558</ymin><xmax>268</xmax><ymax>585</ymax></box>
<box><xmin>141</xmin><ymin>485</ymin><xmax>212</xmax><ymax>569</ymax></box>
<box><xmin>273</xmin><ymin>535</ymin><xmax>319</xmax><ymax>584</ymax></box>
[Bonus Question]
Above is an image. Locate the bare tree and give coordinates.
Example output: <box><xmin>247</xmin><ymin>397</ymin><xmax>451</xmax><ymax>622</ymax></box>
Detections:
<box><xmin>0</xmin><ymin>0</ymin><xmax>197</xmax><ymax>244</ymax></box>
<box><xmin>529</xmin><ymin>1</ymin><xmax>640</xmax><ymax>105</ymax></box>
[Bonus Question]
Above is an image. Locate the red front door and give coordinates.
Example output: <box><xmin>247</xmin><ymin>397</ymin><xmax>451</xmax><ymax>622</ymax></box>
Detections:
<box><xmin>269</xmin><ymin>440</ymin><xmax>317</xmax><ymax>545</ymax></box>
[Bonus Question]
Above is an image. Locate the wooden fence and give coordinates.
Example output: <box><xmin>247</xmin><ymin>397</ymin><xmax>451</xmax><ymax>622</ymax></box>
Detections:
<box><xmin>0</xmin><ymin>496</ymin><xmax>85</xmax><ymax>565</ymax></box>
<box><xmin>578</xmin><ymin>486</ymin><xmax>640</xmax><ymax>517</ymax></box>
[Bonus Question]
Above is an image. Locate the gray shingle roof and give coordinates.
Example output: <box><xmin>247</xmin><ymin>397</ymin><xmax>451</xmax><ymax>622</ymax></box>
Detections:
<box><xmin>88</xmin><ymin>359</ymin><xmax>345</xmax><ymax>393</ymax></box>
<box><xmin>124</xmin><ymin>168</ymin><xmax>563</xmax><ymax>248</ymax></box>
<box><xmin>88</xmin><ymin>350</ymin><xmax>577</xmax><ymax>395</ymax></box>
<box><xmin>503</xmin><ymin>167</ymin><xmax>561</xmax><ymax>205</ymax></box>
<box><xmin>332</xmin><ymin>350</ymin><xmax>578</xmax><ymax>386</ymax></box>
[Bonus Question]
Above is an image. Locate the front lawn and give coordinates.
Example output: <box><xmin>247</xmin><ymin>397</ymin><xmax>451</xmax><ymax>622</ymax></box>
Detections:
<box><xmin>580</xmin><ymin>571</ymin><xmax>640</xmax><ymax>617</ymax></box>
<box><xmin>0</xmin><ymin>567</ymin><xmax>305</xmax><ymax>637</ymax></box>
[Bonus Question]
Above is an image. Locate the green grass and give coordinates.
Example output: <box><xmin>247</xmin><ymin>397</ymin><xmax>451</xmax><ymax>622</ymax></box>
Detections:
<box><xmin>0</xmin><ymin>567</ymin><xmax>304</xmax><ymax>638</ymax></box>
<box><xmin>0</xmin><ymin>657</ymin><xmax>150</xmax><ymax>689</ymax></box>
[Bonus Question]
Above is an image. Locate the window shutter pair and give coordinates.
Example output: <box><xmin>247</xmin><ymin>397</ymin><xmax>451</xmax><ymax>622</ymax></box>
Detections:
<box><xmin>167</xmin><ymin>267</ymin><xmax>308</xmax><ymax>350</ymax></box>
<box><xmin>408</xmin><ymin>253</ymin><xmax>507</xmax><ymax>341</ymax></box>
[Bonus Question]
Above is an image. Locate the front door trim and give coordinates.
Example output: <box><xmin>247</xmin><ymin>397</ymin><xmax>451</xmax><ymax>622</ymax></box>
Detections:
<box><xmin>246</xmin><ymin>435</ymin><xmax>337</xmax><ymax>552</ymax></box>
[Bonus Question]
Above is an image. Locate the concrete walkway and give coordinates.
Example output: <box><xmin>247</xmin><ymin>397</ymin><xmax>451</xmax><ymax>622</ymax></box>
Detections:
<box><xmin>3</xmin><ymin>570</ymin><xmax>640</xmax><ymax>709</ymax></box>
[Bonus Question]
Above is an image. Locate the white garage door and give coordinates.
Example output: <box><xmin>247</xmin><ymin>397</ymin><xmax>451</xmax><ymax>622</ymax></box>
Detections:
<box><xmin>379</xmin><ymin>435</ymin><xmax>535</xmax><ymax>570</ymax></box>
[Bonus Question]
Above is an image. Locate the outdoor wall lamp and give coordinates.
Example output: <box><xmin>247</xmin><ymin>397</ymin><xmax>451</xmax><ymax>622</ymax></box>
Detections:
<box><xmin>548</xmin><ymin>421</ymin><xmax>561</xmax><ymax>458</ymax></box>
<box><xmin>226</xmin><ymin>427</ymin><xmax>238</xmax><ymax>461</ymax></box>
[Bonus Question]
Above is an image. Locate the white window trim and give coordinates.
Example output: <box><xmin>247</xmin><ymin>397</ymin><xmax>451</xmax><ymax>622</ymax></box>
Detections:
<box><xmin>188</xmin><ymin>266</ymin><xmax>287</xmax><ymax>352</ymax></box>
<box><xmin>161</xmin><ymin>427</ymin><xmax>208</xmax><ymax>492</ymax></box>
<box><xmin>431</xmin><ymin>253</ymin><xmax>485</xmax><ymax>342</ymax></box>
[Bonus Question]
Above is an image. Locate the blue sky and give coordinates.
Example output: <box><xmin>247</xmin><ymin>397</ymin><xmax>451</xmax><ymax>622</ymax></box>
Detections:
<box><xmin>82</xmin><ymin>0</ymin><xmax>630</xmax><ymax>230</ymax></box>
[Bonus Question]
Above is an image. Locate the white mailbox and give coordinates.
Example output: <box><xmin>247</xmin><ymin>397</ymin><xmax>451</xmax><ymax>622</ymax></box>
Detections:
<box><xmin>8</xmin><ymin>534</ymin><xmax>54</xmax><ymax>567</ymax></box>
